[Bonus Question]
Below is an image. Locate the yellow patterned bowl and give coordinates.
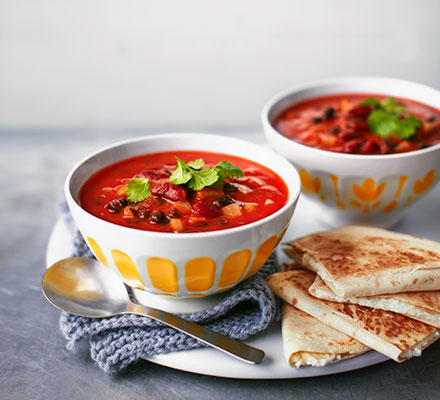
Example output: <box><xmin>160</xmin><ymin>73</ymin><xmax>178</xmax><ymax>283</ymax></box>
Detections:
<box><xmin>65</xmin><ymin>134</ymin><xmax>300</xmax><ymax>299</ymax></box>
<box><xmin>262</xmin><ymin>77</ymin><xmax>440</xmax><ymax>228</ymax></box>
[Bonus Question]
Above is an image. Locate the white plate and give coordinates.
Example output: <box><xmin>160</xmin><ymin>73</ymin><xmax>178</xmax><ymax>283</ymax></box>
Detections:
<box><xmin>46</xmin><ymin>195</ymin><xmax>397</xmax><ymax>379</ymax></box>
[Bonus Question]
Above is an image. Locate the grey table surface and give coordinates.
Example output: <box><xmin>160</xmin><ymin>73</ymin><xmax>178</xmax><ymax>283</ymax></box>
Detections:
<box><xmin>1</xmin><ymin>128</ymin><xmax>440</xmax><ymax>400</ymax></box>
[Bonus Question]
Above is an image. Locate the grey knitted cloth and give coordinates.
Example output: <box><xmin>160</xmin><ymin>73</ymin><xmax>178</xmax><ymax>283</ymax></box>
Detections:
<box><xmin>58</xmin><ymin>200</ymin><xmax>279</xmax><ymax>373</ymax></box>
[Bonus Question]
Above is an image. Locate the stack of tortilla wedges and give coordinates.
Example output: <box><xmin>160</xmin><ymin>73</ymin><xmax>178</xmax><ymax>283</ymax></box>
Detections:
<box><xmin>266</xmin><ymin>225</ymin><xmax>440</xmax><ymax>368</ymax></box>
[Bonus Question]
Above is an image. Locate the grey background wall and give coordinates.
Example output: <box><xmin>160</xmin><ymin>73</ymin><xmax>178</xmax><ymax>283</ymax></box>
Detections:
<box><xmin>1</xmin><ymin>0</ymin><xmax>439</xmax><ymax>129</ymax></box>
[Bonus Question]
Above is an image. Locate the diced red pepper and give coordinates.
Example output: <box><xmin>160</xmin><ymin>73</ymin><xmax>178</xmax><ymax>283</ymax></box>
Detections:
<box><xmin>338</xmin><ymin>129</ymin><xmax>362</xmax><ymax>141</ymax></box>
<box><xmin>192</xmin><ymin>201</ymin><xmax>220</xmax><ymax>218</ymax></box>
<box><xmin>354</xmin><ymin>121</ymin><xmax>369</xmax><ymax>131</ymax></box>
<box><xmin>349</xmin><ymin>106</ymin><xmax>371</xmax><ymax>117</ymax></box>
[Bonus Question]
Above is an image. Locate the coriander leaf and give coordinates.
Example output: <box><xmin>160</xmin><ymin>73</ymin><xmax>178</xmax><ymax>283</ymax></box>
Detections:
<box><xmin>188</xmin><ymin>168</ymin><xmax>218</xmax><ymax>191</ymax></box>
<box><xmin>125</xmin><ymin>178</ymin><xmax>151</xmax><ymax>203</ymax></box>
<box><xmin>360</xmin><ymin>98</ymin><xmax>381</xmax><ymax>108</ymax></box>
<box><xmin>382</xmin><ymin>97</ymin><xmax>404</xmax><ymax>115</ymax></box>
<box><xmin>368</xmin><ymin>109</ymin><xmax>398</xmax><ymax>138</ymax></box>
<box><xmin>214</xmin><ymin>161</ymin><xmax>244</xmax><ymax>186</ymax></box>
<box><xmin>170</xmin><ymin>157</ymin><xmax>192</xmax><ymax>185</ymax></box>
<box><xmin>169</xmin><ymin>157</ymin><xmax>244</xmax><ymax>191</ymax></box>
<box><xmin>214</xmin><ymin>161</ymin><xmax>244</xmax><ymax>178</ymax></box>
<box><xmin>187</xmin><ymin>159</ymin><xmax>205</xmax><ymax>170</ymax></box>
<box><xmin>395</xmin><ymin>115</ymin><xmax>421</xmax><ymax>139</ymax></box>
<box><xmin>365</xmin><ymin>97</ymin><xmax>421</xmax><ymax>139</ymax></box>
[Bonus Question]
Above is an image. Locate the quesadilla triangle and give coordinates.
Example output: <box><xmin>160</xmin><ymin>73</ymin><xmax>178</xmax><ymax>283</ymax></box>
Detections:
<box><xmin>310</xmin><ymin>275</ymin><xmax>440</xmax><ymax>328</ymax></box>
<box><xmin>267</xmin><ymin>270</ymin><xmax>440</xmax><ymax>363</ymax></box>
<box><xmin>284</xmin><ymin>225</ymin><xmax>440</xmax><ymax>297</ymax></box>
<box><xmin>281</xmin><ymin>303</ymin><xmax>369</xmax><ymax>367</ymax></box>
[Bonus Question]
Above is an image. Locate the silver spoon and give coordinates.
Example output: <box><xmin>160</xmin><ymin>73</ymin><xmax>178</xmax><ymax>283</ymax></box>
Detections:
<box><xmin>42</xmin><ymin>257</ymin><xmax>265</xmax><ymax>364</ymax></box>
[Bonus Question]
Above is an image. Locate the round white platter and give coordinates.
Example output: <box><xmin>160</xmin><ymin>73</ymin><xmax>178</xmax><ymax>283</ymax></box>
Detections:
<box><xmin>46</xmin><ymin>194</ymin><xmax>404</xmax><ymax>379</ymax></box>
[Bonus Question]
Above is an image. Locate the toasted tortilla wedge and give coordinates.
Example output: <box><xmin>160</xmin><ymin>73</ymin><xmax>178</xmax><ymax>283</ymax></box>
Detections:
<box><xmin>267</xmin><ymin>270</ymin><xmax>440</xmax><ymax>362</ymax></box>
<box><xmin>281</xmin><ymin>303</ymin><xmax>369</xmax><ymax>367</ymax></box>
<box><xmin>284</xmin><ymin>226</ymin><xmax>440</xmax><ymax>297</ymax></box>
<box><xmin>310</xmin><ymin>275</ymin><xmax>440</xmax><ymax>328</ymax></box>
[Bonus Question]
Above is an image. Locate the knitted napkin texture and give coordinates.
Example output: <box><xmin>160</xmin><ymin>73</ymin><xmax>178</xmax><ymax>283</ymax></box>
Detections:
<box><xmin>58</xmin><ymin>201</ymin><xmax>279</xmax><ymax>373</ymax></box>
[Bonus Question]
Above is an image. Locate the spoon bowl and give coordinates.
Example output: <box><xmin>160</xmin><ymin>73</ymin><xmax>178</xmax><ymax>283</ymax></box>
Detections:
<box><xmin>42</xmin><ymin>257</ymin><xmax>265</xmax><ymax>364</ymax></box>
<box><xmin>43</xmin><ymin>257</ymin><xmax>130</xmax><ymax>317</ymax></box>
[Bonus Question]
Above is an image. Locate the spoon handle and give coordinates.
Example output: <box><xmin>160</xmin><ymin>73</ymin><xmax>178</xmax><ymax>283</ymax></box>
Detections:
<box><xmin>131</xmin><ymin>306</ymin><xmax>265</xmax><ymax>364</ymax></box>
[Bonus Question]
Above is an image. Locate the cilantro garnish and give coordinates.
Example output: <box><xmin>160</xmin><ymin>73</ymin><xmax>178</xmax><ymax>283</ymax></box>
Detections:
<box><xmin>171</xmin><ymin>157</ymin><xmax>194</xmax><ymax>185</ymax></box>
<box><xmin>188</xmin><ymin>168</ymin><xmax>219</xmax><ymax>191</ymax></box>
<box><xmin>125</xmin><ymin>178</ymin><xmax>151</xmax><ymax>203</ymax></box>
<box><xmin>187</xmin><ymin>159</ymin><xmax>205</xmax><ymax>170</ymax></box>
<box><xmin>360</xmin><ymin>98</ymin><xmax>381</xmax><ymax>108</ymax></box>
<box><xmin>361</xmin><ymin>97</ymin><xmax>421</xmax><ymax>139</ymax></box>
<box><xmin>213</xmin><ymin>161</ymin><xmax>244</xmax><ymax>187</ymax></box>
<box><xmin>170</xmin><ymin>157</ymin><xmax>243</xmax><ymax>191</ymax></box>
<box><xmin>381</xmin><ymin>97</ymin><xmax>405</xmax><ymax>115</ymax></box>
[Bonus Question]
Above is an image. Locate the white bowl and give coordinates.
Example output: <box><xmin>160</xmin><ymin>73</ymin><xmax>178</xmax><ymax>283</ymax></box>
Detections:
<box><xmin>65</xmin><ymin>133</ymin><xmax>301</xmax><ymax>298</ymax></box>
<box><xmin>262</xmin><ymin>77</ymin><xmax>440</xmax><ymax>228</ymax></box>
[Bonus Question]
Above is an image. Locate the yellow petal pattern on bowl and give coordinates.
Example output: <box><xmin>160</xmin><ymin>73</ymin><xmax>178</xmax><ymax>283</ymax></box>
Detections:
<box><xmin>185</xmin><ymin>257</ymin><xmax>215</xmax><ymax>292</ymax></box>
<box><xmin>83</xmin><ymin>233</ymin><xmax>287</xmax><ymax>296</ymax></box>
<box><xmin>87</xmin><ymin>237</ymin><xmax>109</xmax><ymax>267</ymax></box>
<box><xmin>336</xmin><ymin>199</ymin><xmax>346</xmax><ymax>210</ymax></box>
<box><xmin>111</xmin><ymin>250</ymin><xmax>144</xmax><ymax>288</ymax></box>
<box><xmin>213</xmin><ymin>287</ymin><xmax>231</xmax><ymax>294</ymax></box>
<box><xmin>330</xmin><ymin>175</ymin><xmax>339</xmax><ymax>197</ymax></box>
<box><xmin>414</xmin><ymin>169</ymin><xmax>434</xmax><ymax>195</ymax></box>
<box><xmin>352</xmin><ymin>178</ymin><xmax>386</xmax><ymax>202</ymax></box>
<box><xmin>146</xmin><ymin>257</ymin><xmax>178</xmax><ymax>293</ymax></box>
<box><xmin>276</xmin><ymin>225</ymin><xmax>289</xmax><ymax>246</ymax></box>
<box><xmin>299</xmin><ymin>169</ymin><xmax>321</xmax><ymax>194</ymax></box>
<box><xmin>245</xmin><ymin>234</ymin><xmax>278</xmax><ymax>278</ymax></box>
<box><xmin>218</xmin><ymin>249</ymin><xmax>252</xmax><ymax>288</ymax></box>
<box><xmin>384</xmin><ymin>175</ymin><xmax>408</xmax><ymax>213</ymax></box>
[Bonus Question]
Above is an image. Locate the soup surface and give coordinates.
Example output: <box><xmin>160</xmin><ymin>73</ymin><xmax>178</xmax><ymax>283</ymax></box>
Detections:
<box><xmin>79</xmin><ymin>150</ymin><xmax>288</xmax><ymax>233</ymax></box>
<box><xmin>274</xmin><ymin>94</ymin><xmax>440</xmax><ymax>154</ymax></box>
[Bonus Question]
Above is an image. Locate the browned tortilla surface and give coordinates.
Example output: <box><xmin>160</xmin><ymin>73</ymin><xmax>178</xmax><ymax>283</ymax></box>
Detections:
<box><xmin>267</xmin><ymin>269</ymin><xmax>440</xmax><ymax>362</ymax></box>
<box><xmin>284</xmin><ymin>226</ymin><xmax>440</xmax><ymax>297</ymax></box>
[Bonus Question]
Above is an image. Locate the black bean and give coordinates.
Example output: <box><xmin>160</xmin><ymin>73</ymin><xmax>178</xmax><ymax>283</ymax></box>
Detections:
<box><xmin>213</xmin><ymin>195</ymin><xmax>234</xmax><ymax>208</ymax></box>
<box><xmin>223</xmin><ymin>183</ymin><xmax>237</xmax><ymax>193</ymax></box>
<box><xmin>150</xmin><ymin>210</ymin><xmax>166</xmax><ymax>224</ymax></box>
<box><xmin>324</xmin><ymin>107</ymin><xmax>335</xmax><ymax>120</ymax></box>
<box><xmin>427</xmin><ymin>116</ymin><xmax>436</xmax><ymax>123</ymax></box>
<box><xmin>168</xmin><ymin>208</ymin><xmax>181</xmax><ymax>219</ymax></box>
<box><xmin>312</xmin><ymin>117</ymin><xmax>323</xmax><ymax>124</ymax></box>
<box><xmin>105</xmin><ymin>197</ymin><xmax>128</xmax><ymax>213</ymax></box>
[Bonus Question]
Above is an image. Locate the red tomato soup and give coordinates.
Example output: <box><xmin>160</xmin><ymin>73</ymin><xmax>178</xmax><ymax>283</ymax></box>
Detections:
<box><xmin>274</xmin><ymin>94</ymin><xmax>440</xmax><ymax>154</ymax></box>
<box><xmin>79</xmin><ymin>151</ymin><xmax>288</xmax><ymax>233</ymax></box>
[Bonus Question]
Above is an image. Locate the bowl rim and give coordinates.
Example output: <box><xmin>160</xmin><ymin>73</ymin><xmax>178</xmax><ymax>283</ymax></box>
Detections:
<box><xmin>64</xmin><ymin>132</ymin><xmax>301</xmax><ymax>239</ymax></box>
<box><xmin>262</xmin><ymin>75</ymin><xmax>440</xmax><ymax>160</ymax></box>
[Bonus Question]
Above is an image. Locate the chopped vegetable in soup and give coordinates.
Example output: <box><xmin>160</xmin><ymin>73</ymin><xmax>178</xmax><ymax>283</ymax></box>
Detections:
<box><xmin>79</xmin><ymin>151</ymin><xmax>288</xmax><ymax>233</ymax></box>
<box><xmin>274</xmin><ymin>94</ymin><xmax>440</xmax><ymax>154</ymax></box>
